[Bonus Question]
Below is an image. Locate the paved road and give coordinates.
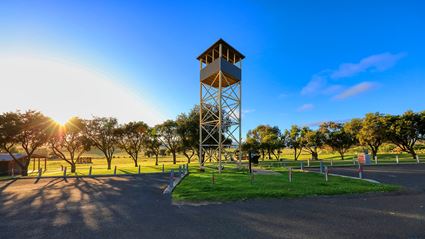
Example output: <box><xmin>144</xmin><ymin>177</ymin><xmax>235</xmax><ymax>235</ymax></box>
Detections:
<box><xmin>1</xmin><ymin>166</ymin><xmax>425</xmax><ymax>239</ymax></box>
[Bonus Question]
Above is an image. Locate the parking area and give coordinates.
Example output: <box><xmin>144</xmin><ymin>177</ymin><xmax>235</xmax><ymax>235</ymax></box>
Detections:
<box><xmin>0</xmin><ymin>165</ymin><xmax>424</xmax><ymax>239</ymax></box>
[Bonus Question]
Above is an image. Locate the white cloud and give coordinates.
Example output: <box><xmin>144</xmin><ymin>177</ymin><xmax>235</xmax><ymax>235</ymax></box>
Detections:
<box><xmin>333</xmin><ymin>82</ymin><xmax>378</xmax><ymax>100</ymax></box>
<box><xmin>242</xmin><ymin>109</ymin><xmax>256</xmax><ymax>114</ymax></box>
<box><xmin>0</xmin><ymin>54</ymin><xmax>166</xmax><ymax>125</ymax></box>
<box><xmin>301</xmin><ymin>74</ymin><xmax>327</xmax><ymax>96</ymax></box>
<box><xmin>331</xmin><ymin>52</ymin><xmax>406</xmax><ymax>79</ymax></box>
<box><xmin>297</xmin><ymin>104</ymin><xmax>314</xmax><ymax>112</ymax></box>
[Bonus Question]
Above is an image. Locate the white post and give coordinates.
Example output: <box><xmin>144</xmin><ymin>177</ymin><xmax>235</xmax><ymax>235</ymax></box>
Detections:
<box><xmin>416</xmin><ymin>155</ymin><xmax>420</xmax><ymax>164</ymax></box>
<box><xmin>288</xmin><ymin>167</ymin><xmax>292</xmax><ymax>182</ymax></box>
<box><xmin>324</xmin><ymin>166</ymin><xmax>328</xmax><ymax>182</ymax></box>
<box><xmin>330</xmin><ymin>159</ymin><xmax>333</xmax><ymax>166</ymax></box>
<box><xmin>307</xmin><ymin>159</ymin><xmax>310</xmax><ymax>167</ymax></box>
<box><xmin>396</xmin><ymin>155</ymin><xmax>399</xmax><ymax>165</ymax></box>
<box><xmin>375</xmin><ymin>156</ymin><xmax>378</xmax><ymax>165</ymax></box>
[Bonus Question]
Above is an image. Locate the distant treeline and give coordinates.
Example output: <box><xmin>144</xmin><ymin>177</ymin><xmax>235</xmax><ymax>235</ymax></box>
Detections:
<box><xmin>243</xmin><ymin>111</ymin><xmax>425</xmax><ymax>161</ymax></box>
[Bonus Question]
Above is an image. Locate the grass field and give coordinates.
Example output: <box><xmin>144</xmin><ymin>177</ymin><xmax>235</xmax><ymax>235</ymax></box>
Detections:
<box><xmin>0</xmin><ymin>149</ymin><xmax>423</xmax><ymax>180</ymax></box>
<box><xmin>172</xmin><ymin>165</ymin><xmax>399</xmax><ymax>202</ymax></box>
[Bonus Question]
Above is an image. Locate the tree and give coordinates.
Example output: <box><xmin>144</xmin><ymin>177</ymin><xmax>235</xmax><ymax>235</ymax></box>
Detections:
<box><xmin>146</xmin><ymin>126</ymin><xmax>162</xmax><ymax>166</ymax></box>
<box><xmin>0</xmin><ymin>111</ymin><xmax>51</xmax><ymax>176</ymax></box>
<box><xmin>83</xmin><ymin>117</ymin><xmax>118</xmax><ymax>170</ymax></box>
<box><xmin>358</xmin><ymin>113</ymin><xmax>386</xmax><ymax>159</ymax></box>
<box><xmin>116</xmin><ymin>121</ymin><xmax>149</xmax><ymax>167</ymax></box>
<box><xmin>301</xmin><ymin>127</ymin><xmax>324</xmax><ymax>160</ymax></box>
<box><xmin>320</xmin><ymin>122</ymin><xmax>356</xmax><ymax>160</ymax></box>
<box><xmin>344</xmin><ymin>118</ymin><xmax>363</xmax><ymax>145</ymax></box>
<box><xmin>50</xmin><ymin>117</ymin><xmax>91</xmax><ymax>173</ymax></box>
<box><xmin>385</xmin><ymin>111</ymin><xmax>421</xmax><ymax>159</ymax></box>
<box><xmin>249</xmin><ymin>125</ymin><xmax>281</xmax><ymax>159</ymax></box>
<box><xmin>284</xmin><ymin>125</ymin><xmax>304</xmax><ymax>161</ymax></box>
<box><xmin>157</xmin><ymin>120</ymin><xmax>180</xmax><ymax>164</ymax></box>
<box><xmin>176</xmin><ymin>106</ymin><xmax>199</xmax><ymax>164</ymax></box>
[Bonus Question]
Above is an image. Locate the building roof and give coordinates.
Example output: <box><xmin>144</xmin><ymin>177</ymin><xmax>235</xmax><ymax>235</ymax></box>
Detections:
<box><xmin>0</xmin><ymin>153</ymin><xmax>26</xmax><ymax>161</ymax></box>
<box><xmin>197</xmin><ymin>39</ymin><xmax>245</xmax><ymax>63</ymax></box>
<box><xmin>0</xmin><ymin>153</ymin><xmax>48</xmax><ymax>161</ymax></box>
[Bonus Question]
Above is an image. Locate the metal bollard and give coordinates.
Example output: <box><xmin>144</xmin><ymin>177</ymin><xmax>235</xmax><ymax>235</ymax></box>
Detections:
<box><xmin>89</xmin><ymin>166</ymin><xmax>92</xmax><ymax>176</ymax></box>
<box><xmin>300</xmin><ymin>162</ymin><xmax>304</xmax><ymax>171</ymax></box>
<box><xmin>114</xmin><ymin>166</ymin><xmax>117</xmax><ymax>176</ymax></box>
<box><xmin>138</xmin><ymin>165</ymin><xmax>141</xmax><ymax>174</ymax></box>
<box><xmin>320</xmin><ymin>161</ymin><xmax>324</xmax><ymax>173</ymax></box>
<box><xmin>396</xmin><ymin>155</ymin><xmax>399</xmax><ymax>165</ymax></box>
<box><xmin>63</xmin><ymin>167</ymin><xmax>67</xmax><ymax>178</ymax></box>
<box><xmin>416</xmin><ymin>155</ymin><xmax>420</xmax><ymax>164</ymax></box>
<box><xmin>324</xmin><ymin>166</ymin><xmax>329</xmax><ymax>182</ymax></box>
<box><xmin>288</xmin><ymin>167</ymin><xmax>292</xmax><ymax>182</ymax></box>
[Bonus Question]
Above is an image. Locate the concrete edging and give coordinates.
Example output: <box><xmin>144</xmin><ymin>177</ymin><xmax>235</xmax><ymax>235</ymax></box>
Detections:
<box><xmin>163</xmin><ymin>172</ymin><xmax>189</xmax><ymax>194</ymax></box>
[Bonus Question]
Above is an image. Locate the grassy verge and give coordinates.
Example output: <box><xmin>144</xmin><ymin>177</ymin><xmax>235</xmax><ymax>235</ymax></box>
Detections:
<box><xmin>172</xmin><ymin>167</ymin><xmax>399</xmax><ymax>202</ymax></box>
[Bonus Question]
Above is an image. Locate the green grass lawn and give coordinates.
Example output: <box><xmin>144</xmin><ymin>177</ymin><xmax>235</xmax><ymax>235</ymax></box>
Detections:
<box><xmin>1</xmin><ymin>150</ymin><xmax>423</xmax><ymax>179</ymax></box>
<box><xmin>172</xmin><ymin>166</ymin><xmax>399</xmax><ymax>202</ymax></box>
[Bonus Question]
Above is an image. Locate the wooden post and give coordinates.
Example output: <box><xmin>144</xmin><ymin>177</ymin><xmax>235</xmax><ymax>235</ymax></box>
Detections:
<box><xmin>11</xmin><ymin>168</ymin><xmax>14</xmax><ymax>177</ymax></box>
<box><xmin>138</xmin><ymin>165</ymin><xmax>141</xmax><ymax>174</ymax></box>
<box><xmin>38</xmin><ymin>168</ymin><xmax>42</xmax><ymax>178</ymax></box>
<box><xmin>44</xmin><ymin>158</ymin><xmax>47</xmax><ymax>171</ymax></box>
<box><xmin>63</xmin><ymin>167</ymin><xmax>67</xmax><ymax>178</ymax></box>
<box><xmin>300</xmin><ymin>162</ymin><xmax>304</xmax><ymax>171</ymax></box>
<box><xmin>162</xmin><ymin>164</ymin><xmax>165</xmax><ymax>173</ymax></box>
<box><xmin>396</xmin><ymin>155</ymin><xmax>399</xmax><ymax>164</ymax></box>
<box><xmin>114</xmin><ymin>166</ymin><xmax>117</xmax><ymax>176</ymax></box>
<box><xmin>89</xmin><ymin>166</ymin><xmax>92</xmax><ymax>176</ymax></box>
<box><xmin>374</xmin><ymin>156</ymin><xmax>378</xmax><ymax>165</ymax></box>
<box><xmin>38</xmin><ymin>158</ymin><xmax>40</xmax><ymax>170</ymax></box>
<box><xmin>33</xmin><ymin>157</ymin><xmax>35</xmax><ymax>171</ymax></box>
<box><xmin>307</xmin><ymin>158</ymin><xmax>310</xmax><ymax>167</ymax></box>
<box><xmin>320</xmin><ymin>161</ymin><xmax>324</xmax><ymax>173</ymax></box>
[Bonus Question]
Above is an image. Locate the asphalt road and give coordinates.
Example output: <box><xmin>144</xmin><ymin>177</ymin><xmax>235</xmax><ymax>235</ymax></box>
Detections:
<box><xmin>1</xmin><ymin>165</ymin><xmax>424</xmax><ymax>239</ymax></box>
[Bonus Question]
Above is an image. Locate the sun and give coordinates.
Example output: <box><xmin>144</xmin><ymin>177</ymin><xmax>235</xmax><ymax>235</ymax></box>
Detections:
<box><xmin>52</xmin><ymin>116</ymin><xmax>71</xmax><ymax>126</ymax></box>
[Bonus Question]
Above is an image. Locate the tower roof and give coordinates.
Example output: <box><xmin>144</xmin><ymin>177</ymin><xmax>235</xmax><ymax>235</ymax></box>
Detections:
<box><xmin>197</xmin><ymin>39</ymin><xmax>245</xmax><ymax>64</ymax></box>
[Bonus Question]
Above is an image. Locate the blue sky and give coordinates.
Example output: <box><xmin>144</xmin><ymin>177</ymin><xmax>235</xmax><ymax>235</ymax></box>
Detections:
<box><xmin>0</xmin><ymin>1</ymin><xmax>424</xmax><ymax>133</ymax></box>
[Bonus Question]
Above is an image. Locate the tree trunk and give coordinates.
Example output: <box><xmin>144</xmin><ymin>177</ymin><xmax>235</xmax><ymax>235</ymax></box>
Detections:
<box><xmin>409</xmin><ymin>148</ymin><xmax>417</xmax><ymax>159</ymax></box>
<box><xmin>311</xmin><ymin>151</ymin><xmax>318</xmax><ymax>161</ymax></box>
<box><xmin>155</xmin><ymin>154</ymin><xmax>159</xmax><ymax>166</ymax></box>
<box><xmin>107</xmin><ymin>159</ymin><xmax>112</xmax><ymax>170</ymax></box>
<box><xmin>339</xmin><ymin>151</ymin><xmax>345</xmax><ymax>160</ymax></box>
<box><xmin>70</xmin><ymin>163</ymin><xmax>76</xmax><ymax>173</ymax></box>
<box><xmin>294</xmin><ymin>149</ymin><xmax>297</xmax><ymax>161</ymax></box>
<box><xmin>268</xmin><ymin>149</ymin><xmax>272</xmax><ymax>160</ymax></box>
<box><xmin>21</xmin><ymin>165</ymin><xmax>29</xmax><ymax>176</ymax></box>
<box><xmin>172</xmin><ymin>151</ymin><xmax>176</xmax><ymax>164</ymax></box>
<box><xmin>134</xmin><ymin>159</ymin><xmax>138</xmax><ymax>167</ymax></box>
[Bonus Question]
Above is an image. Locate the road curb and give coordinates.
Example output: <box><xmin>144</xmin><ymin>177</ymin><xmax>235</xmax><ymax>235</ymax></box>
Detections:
<box><xmin>304</xmin><ymin>169</ymin><xmax>381</xmax><ymax>184</ymax></box>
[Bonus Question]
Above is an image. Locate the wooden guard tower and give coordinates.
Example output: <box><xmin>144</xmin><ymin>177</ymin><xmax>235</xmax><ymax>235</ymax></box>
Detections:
<box><xmin>197</xmin><ymin>39</ymin><xmax>244</xmax><ymax>173</ymax></box>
